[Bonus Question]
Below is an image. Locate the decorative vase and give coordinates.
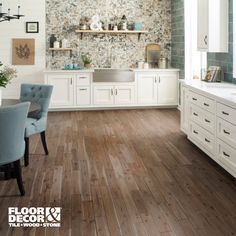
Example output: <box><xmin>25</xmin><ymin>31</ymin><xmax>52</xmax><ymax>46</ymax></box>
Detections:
<box><xmin>49</xmin><ymin>34</ymin><xmax>57</xmax><ymax>48</ymax></box>
<box><xmin>85</xmin><ymin>64</ymin><xmax>92</xmax><ymax>69</ymax></box>
<box><xmin>0</xmin><ymin>89</ymin><xmax>2</xmax><ymax>106</ymax></box>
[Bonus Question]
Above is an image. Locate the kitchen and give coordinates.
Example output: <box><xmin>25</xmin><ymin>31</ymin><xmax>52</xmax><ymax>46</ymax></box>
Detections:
<box><xmin>0</xmin><ymin>0</ymin><xmax>236</xmax><ymax>235</ymax></box>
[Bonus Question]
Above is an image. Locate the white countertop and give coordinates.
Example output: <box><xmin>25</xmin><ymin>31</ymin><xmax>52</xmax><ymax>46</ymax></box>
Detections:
<box><xmin>44</xmin><ymin>69</ymin><xmax>94</xmax><ymax>73</ymax></box>
<box><xmin>44</xmin><ymin>68</ymin><xmax>180</xmax><ymax>73</ymax></box>
<box><xmin>132</xmin><ymin>68</ymin><xmax>180</xmax><ymax>72</ymax></box>
<box><xmin>183</xmin><ymin>80</ymin><xmax>236</xmax><ymax>108</ymax></box>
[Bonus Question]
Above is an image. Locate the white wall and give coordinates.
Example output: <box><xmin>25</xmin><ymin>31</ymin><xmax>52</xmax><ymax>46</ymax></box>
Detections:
<box><xmin>0</xmin><ymin>0</ymin><xmax>45</xmax><ymax>98</ymax></box>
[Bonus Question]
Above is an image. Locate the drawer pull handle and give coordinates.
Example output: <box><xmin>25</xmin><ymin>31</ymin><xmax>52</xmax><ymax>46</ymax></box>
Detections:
<box><xmin>223</xmin><ymin>152</ymin><xmax>230</xmax><ymax>158</ymax></box>
<box><xmin>79</xmin><ymin>89</ymin><xmax>87</xmax><ymax>91</ymax></box>
<box><xmin>79</xmin><ymin>77</ymin><xmax>87</xmax><ymax>79</ymax></box>
<box><xmin>223</xmin><ymin>130</ymin><xmax>230</xmax><ymax>135</ymax></box>
<box><xmin>205</xmin><ymin>119</ymin><xmax>210</xmax><ymax>123</ymax></box>
<box><xmin>111</xmin><ymin>89</ymin><xmax>113</xmax><ymax>96</ymax></box>
<box><xmin>192</xmin><ymin>98</ymin><xmax>197</xmax><ymax>101</ymax></box>
<box><xmin>222</xmin><ymin>111</ymin><xmax>229</xmax><ymax>116</ymax></box>
<box><xmin>204</xmin><ymin>103</ymin><xmax>209</xmax><ymax>107</ymax></box>
<box><xmin>193</xmin><ymin>112</ymin><xmax>198</xmax><ymax>117</ymax></box>
<box><xmin>205</xmin><ymin>138</ymin><xmax>210</xmax><ymax>143</ymax></box>
<box><xmin>193</xmin><ymin>130</ymin><xmax>198</xmax><ymax>134</ymax></box>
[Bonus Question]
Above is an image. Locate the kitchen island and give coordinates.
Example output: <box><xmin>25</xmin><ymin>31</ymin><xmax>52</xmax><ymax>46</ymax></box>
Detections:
<box><xmin>44</xmin><ymin>68</ymin><xmax>179</xmax><ymax>110</ymax></box>
<box><xmin>181</xmin><ymin>80</ymin><xmax>236</xmax><ymax>178</ymax></box>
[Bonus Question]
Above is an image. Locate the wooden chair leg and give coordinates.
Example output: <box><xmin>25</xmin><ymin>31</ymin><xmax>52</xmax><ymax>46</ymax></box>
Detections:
<box><xmin>4</xmin><ymin>164</ymin><xmax>11</xmax><ymax>180</ymax></box>
<box><xmin>13</xmin><ymin>160</ymin><xmax>25</xmax><ymax>196</ymax></box>
<box><xmin>24</xmin><ymin>137</ymin><xmax>29</xmax><ymax>167</ymax></box>
<box><xmin>40</xmin><ymin>131</ymin><xmax>49</xmax><ymax>155</ymax></box>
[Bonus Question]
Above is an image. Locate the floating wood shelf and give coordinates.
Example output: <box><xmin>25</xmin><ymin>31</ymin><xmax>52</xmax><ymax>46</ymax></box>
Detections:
<box><xmin>75</xmin><ymin>30</ymin><xmax>148</xmax><ymax>40</ymax></box>
<box><xmin>49</xmin><ymin>48</ymin><xmax>73</xmax><ymax>58</ymax></box>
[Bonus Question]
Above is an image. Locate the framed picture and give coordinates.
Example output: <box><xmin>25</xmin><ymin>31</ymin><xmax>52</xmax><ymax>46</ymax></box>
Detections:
<box><xmin>26</xmin><ymin>22</ymin><xmax>39</xmax><ymax>33</ymax></box>
<box><xmin>12</xmin><ymin>38</ymin><xmax>35</xmax><ymax>65</ymax></box>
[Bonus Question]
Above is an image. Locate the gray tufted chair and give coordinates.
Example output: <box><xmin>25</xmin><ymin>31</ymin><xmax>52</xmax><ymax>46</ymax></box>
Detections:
<box><xmin>20</xmin><ymin>84</ymin><xmax>53</xmax><ymax>166</ymax></box>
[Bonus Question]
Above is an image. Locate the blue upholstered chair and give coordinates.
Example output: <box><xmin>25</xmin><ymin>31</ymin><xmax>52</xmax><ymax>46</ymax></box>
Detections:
<box><xmin>20</xmin><ymin>84</ymin><xmax>53</xmax><ymax>166</ymax></box>
<box><xmin>0</xmin><ymin>102</ymin><xmax>30</xmax><ymax>196</ymax></box>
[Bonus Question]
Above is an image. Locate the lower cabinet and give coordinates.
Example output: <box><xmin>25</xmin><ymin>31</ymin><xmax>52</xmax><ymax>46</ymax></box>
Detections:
<box><xmin>137</xmin><ymin>73</ymin><xmax>157</xmax><ymax>104</ymax></box>
<box><xmin>158</xmin><ymin>73</ymin><xmax>178</xmax><ymax>105</ymax></box>
<box><xmin>181</xmin><ymin>83</ymin><xmax>236</xmax><ymax>177</ymax></box>
<box><xmin>76</xmin><ymin>86</ymin><xmax>91</xmax><ymax>106</ymax></box>
<box><xmin>180</xmin><ymin>84</ymin><xmax>189</xmax><ymax>134</ymax></box>
<box><xmin>93</xmin><ymin>85</ymin><xmax>135</xmax><ymax>106</ymax></box>
<box><xmin>93</xmin><ymin>86</ymin><xmax>114</xmax><ymax>105</ymax></box>
<box><xmin>45</xmin><ymin>70</ymin><xmax>179</xmax><ymax>109</ymax></box>
<box><xmin>136</xmin><ymin>71</ymin><xmax>179</xmax><ymax>105</ymax></box>
<box><xmin>47</xmin><ymin>74</ymin><xmax>74</xmax><ymax>107</ymax></box>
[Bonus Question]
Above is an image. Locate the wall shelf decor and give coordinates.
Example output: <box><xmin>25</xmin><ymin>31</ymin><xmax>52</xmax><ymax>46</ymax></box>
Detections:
<box><xmin>49</xmin><ymin>48</ymin><xmax>73</xmax><ymax>58</ymax></box>
<box><xmin>75</xmin><ymin>30</ymin><xmax>148</xmax><ymax>40</ymax></box>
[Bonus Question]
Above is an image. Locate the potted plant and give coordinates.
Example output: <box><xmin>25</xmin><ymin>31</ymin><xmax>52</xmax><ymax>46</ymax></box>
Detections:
<box><xmin>81</xmin><ymin>54</ymin><xmax>92</xmax><ymax>68</ymax></box>
<box><xmin>0</xmin><ymin>62</ymin><xmax>17</xmax><ymax>105</ymax></box>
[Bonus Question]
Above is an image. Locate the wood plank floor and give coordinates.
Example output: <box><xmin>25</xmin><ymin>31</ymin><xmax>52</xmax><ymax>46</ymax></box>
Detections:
<box><xmin>0</xmin><ymin>109</ymin><xmax>236</xmax><ymax>236</ymax></box>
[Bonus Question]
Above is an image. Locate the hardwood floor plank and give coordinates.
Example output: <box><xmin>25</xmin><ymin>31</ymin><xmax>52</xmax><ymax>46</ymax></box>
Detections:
<box><xmin>0</xmin><ymin>109</ymin><xmax>235</xmax><ymax>236</ymax></box>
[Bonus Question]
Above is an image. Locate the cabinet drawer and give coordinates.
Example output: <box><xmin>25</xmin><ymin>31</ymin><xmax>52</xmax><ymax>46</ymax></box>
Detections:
<box><xmin>190</xmin><ymin>104</ymin><xmax>215</xmax><ymax>133</ymax></box>
<box><xmin>76</xmin><ymin>74</ymin><xmax>90</xmax><ymax>86</ymax></box>
<box><xmin>217</xmin><ymin>140</ymin><xmax>236</xmax><ymax>175</ymax></box>
<box><xmin>217</xmin><ymin>118</ymin><xmax>236</xmax><ymax>148</ymax></box>
<box><xmin>76</xmin><ymin>86</ymin><xmax>90</xmax><ymax>106</ymax></box>
<box><xmin>189</xmin><ymin>91</ymin><xmax>215</xmax><ymax>113</ymax></box>
<box><xmin>217</xmin><ymin>102</ymin><xmax>236</xmax><ymax>125</ymax></box>
<box><xmin>189</xmin><ymin>122</ymin><xmax>215</xmax><ymax>155</ymax></box>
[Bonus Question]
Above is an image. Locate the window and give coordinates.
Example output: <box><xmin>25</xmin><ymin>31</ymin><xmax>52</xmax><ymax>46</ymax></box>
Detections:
<box><xmin>184</xmin><ymin>0</ymin><xmax>207</xmax><ymax>82</ymax></box>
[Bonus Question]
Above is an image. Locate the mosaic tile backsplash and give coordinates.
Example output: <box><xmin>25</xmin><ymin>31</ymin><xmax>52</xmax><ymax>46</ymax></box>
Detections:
<box><xmin>46</xmin><ymin>0</ymin><xmax>171</xmax><ymax>69</ymax></box>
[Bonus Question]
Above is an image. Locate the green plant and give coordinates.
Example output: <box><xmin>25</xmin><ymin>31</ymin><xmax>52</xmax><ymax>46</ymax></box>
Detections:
<box><xmin>81</xmin><ymin>54</ymin><xmax>92</xmax><ymax>65</ymax></box>
<box><xmin>0</xmin><ymin>62</ymin><xmax>17</xmax><ymax>88</ymax></box>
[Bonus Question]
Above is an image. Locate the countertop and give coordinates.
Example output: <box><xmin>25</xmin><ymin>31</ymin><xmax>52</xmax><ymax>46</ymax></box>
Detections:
<box><xmin>131</xmin><ymin>68</ymin><xmax>180</xmax><ymax>72</ymax></box>
<box><xmin>44</xmin><ymin>69</ymin><xmax>94</xmax><ymax>73</ymax></box>
<box><xmin>44</xmin><ymin>68</ymin><xmax>180</xmax><ymax>73</ymax></box>
<box><xmin>183</xmin><ymin>80</ymin><xmax>236</xmax><ymax>108</ymax></box>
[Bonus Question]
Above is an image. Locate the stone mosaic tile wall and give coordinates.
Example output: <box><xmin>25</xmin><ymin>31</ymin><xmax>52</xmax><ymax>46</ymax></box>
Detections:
<box><xmin>46</xmin><ymin>0</ymin><xmax>172</xmax><ymax>69</ymax></box>
<box><xmin>207</xmin><ymin>0</ymin><xmax>234</xmax><ymax>83</ymax></box>
<box><xmin>171</xmin><ymin>0</ymin><xmax>185</xmax><ymax>79</ymax></box>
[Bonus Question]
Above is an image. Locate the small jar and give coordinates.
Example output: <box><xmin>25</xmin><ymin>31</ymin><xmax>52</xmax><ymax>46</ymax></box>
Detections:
<box><xmin>159</xmin><ymin>57</ymin><xmax>168</xmax><ymax>69</ymax></box>
<box><xmin>143</xmin><ymin>63</ymin><xmax>149</xmax><ymax>69</ymax></box>
<box><xmin>53</xmin><ymin>41</ymin><xmax>60</xmax><ymax>49</ymax></box>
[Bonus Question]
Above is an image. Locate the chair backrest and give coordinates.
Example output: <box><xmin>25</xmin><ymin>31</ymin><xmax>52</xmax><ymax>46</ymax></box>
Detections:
<box><xmin>20</xmin><ymin>84</ymin><xmax>53</xmax><ymax>119</ymax></box>
<box><xmin>0</xmin><ymin>102</ymin><xmax>30</xmax><ymax>165</ymax></box>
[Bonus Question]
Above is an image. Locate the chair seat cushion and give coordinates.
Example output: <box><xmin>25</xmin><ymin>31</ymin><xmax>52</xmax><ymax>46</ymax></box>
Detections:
<box><xmin>25</xmin><ymin>117</ymin><xmax>47</xmax><ymax>137</ymax></box>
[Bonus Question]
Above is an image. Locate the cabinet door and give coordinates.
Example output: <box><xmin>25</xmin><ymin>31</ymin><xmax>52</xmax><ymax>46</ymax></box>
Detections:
<box><xmin>137</xmin><ymin>73</ymin><xmax>157</xmax><ymax>104</ymax></box>
<box><xmin>157</xmin><ymin>72</ymin><xmax>178</xmax><ymax>105</ymax></box>
<box><xmin>197</xmin><ymin>0</ymin><xmax>208</xmax><ymax>50</ymax></box>
<box><xmin>77</xmin><ymin>86</ymin><xmax>91</xmax><ymax>106</ymax></box>
<box><xmin>47</xmin><ymin>74</ymin><xmax>74</xmax><ymax>107</ymax></box>
<box><xmin>114</xmin><ymin>85</ymin><xmax>135</xmax><ymax>105</ymax></box>
<box><xmin>93</xmin><ymin>85</ymin><xmax>114</xmax><ymax>105</ymax></box>
<box><xmin>180</xmin><ymin>85</ymin><xmax>189</xmax><ymax>134</ymax></box>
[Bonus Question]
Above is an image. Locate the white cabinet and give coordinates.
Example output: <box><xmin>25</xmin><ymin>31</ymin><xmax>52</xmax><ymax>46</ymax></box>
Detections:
<box><xmin>77</xmin><ymin>86</ymin><xmax>91</xmax><ymax>106</ymax></box>
<box><xmin>181</xmin><ymin>82</ymin><xmax>236</xmax><ymax>177</ymax></box>
<box><xmin>93</xmin><ymin>85</ymin><xmax>135</xmax><ymax>106</ymax></box>
<box><xmin>137</xmin><ymin>71</ymin><xmax>179</xmax><ymax>105</ymax></box>
<box><xmin>197</xmin><ymin>0</ymin><xmax>228</xmax><ymax>52</ymax></box>
<box><xmin>180</xmin><ymin>85</ymin><xmax>189</xmax><ymax>134</ymax></box>
<box><xmin>115</xmin><ymin>85</ymin><xmax>135</xmax><ymax>105</ymax></box>
<box><xmin>137</xmin><ymin>73</ymin><xmax>157</xmax><ymax>104</ymax></box>
<box><xmin>93</xmin><ymin>86</ymin><xmax>114</xmax><ymax>105</ymax></box>
<box><xmin>47</xmin><ymin>74</ymin><xmax>74</xmax><ymax>107</ymax></box>
<box><xmin>158</xmin><ymin>72</ymin><xmax>178</xmax><ymax>105</ymax></box>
